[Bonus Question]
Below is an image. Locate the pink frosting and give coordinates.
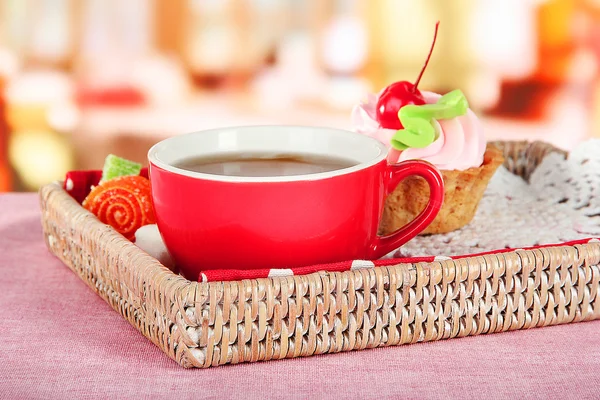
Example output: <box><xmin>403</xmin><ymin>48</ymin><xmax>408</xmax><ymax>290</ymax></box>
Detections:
<box><xmin>351</xmin><ymin>91</ymin><xmax>486</xmax><ymax>171</ymax></box>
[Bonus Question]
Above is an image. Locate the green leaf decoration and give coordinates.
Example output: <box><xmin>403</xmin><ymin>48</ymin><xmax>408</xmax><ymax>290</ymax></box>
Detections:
<box><xmin>390</xmin><ymin>89</ymin><xmax>469</xmax><ymax>151</ymax></box>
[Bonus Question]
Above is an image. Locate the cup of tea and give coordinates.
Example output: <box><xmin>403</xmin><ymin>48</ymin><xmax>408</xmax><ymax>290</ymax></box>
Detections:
<box><xmin>148</xmin><ymin>126</ymin><xmax>444</xmax><ymax>280</ymax></box>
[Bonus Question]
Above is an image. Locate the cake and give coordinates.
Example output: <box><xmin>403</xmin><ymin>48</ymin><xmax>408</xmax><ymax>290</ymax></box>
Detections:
<box><xmin>352</xmin><ymin>22</ymin><xmax>504</xmax><ymax>234</ymax></box>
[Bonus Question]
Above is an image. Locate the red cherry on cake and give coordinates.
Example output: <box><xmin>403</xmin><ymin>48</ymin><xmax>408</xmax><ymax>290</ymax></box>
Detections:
<box><xmin>376</xmin><ymin>21</ymin><xmax>440</xmax><ymax>130</ymax></box>
<box><xmin>376</xmin><ymin>82</ymin><xmax>426</xmax><ymax>129</ymax></box>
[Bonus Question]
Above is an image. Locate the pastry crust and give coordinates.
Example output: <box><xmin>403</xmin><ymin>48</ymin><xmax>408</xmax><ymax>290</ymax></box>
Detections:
<box><xmin>380</xmin><ymin>144</ymin><xmax>505</xmax><ymax>235</ymax></box>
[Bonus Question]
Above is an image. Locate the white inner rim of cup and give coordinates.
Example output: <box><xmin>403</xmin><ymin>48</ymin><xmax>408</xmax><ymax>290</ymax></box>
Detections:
<box><xmin>148</xmin><ymin>125</ymin><xmax>388</xmax><ymax>183</ymax></box>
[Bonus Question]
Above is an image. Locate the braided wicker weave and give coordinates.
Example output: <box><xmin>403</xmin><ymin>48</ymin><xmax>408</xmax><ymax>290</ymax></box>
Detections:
<box><xmin>40</xmin><ymin>141</ymin><xmax>600</xmax><ymax>368</ymax></box>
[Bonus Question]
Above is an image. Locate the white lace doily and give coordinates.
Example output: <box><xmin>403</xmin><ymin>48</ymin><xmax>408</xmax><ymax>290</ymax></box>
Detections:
<box><xmin>394</xmin><ymin>139</ymin><xmax>600</xmax><ymax>258</ymax></box>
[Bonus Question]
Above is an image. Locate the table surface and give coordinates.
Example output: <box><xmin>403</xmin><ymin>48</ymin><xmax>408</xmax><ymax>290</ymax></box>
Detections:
<box><xmin>2</xmin><ymin>193</ymin><xmax>599</xmax><ymax>400</ymax></box>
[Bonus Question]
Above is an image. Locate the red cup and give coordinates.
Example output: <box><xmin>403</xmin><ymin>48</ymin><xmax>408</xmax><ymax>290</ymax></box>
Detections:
<box><xmin>148</xmin><ymin>126</ymin><xmax>444</xmax><ymax>280</ymax></box>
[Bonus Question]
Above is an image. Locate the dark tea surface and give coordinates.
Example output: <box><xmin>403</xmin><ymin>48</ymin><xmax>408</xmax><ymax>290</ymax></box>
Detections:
<box><xmin>173</xmin><ymin>152</ymin><xmax>356</xmax><ymax>177</ymax></box>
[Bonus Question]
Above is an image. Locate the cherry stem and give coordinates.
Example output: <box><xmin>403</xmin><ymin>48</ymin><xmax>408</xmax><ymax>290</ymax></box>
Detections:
<box><xmin>413</xmin><ymin>21</ymin><xmax>440</xmax><ymax>93</ymax></box>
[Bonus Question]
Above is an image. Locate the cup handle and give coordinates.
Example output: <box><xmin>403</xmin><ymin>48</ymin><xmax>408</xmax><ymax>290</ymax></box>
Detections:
<box><xmin>368</xmin><ymin>160</ymin><xmax>444</xmax><ymax>259</ymax></box>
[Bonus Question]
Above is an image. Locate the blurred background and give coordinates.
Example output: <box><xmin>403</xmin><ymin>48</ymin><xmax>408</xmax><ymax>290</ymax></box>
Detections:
<box><xmin>0</xmin><ymin>0</ymin><xmax>599</xmax><ymax>192</ymax></box>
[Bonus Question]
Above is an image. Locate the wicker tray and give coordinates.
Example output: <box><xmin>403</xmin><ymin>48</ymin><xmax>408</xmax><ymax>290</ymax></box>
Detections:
<box><xmin>39</xmin><ymin>141</ymin><xmax>600</xmax><ymax>368</ymax></box>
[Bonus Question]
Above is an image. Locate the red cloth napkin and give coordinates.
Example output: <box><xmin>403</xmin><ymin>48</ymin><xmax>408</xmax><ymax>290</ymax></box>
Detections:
<box><xmin>198</xmin><ymin>238</ymin><xmax>599</xmax><ymax>282</ymax></box>
<box><xmin>63</xmin><ymin>169</ymin><xmax>599</xmax><ymax>282</ymax></box>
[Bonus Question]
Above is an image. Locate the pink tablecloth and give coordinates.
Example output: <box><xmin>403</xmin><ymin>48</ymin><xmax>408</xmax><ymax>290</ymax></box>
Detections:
<box><xmin>1</xmin><ymin>193</ymin><xmax>599</xmax><ymax>399</ymax></box>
